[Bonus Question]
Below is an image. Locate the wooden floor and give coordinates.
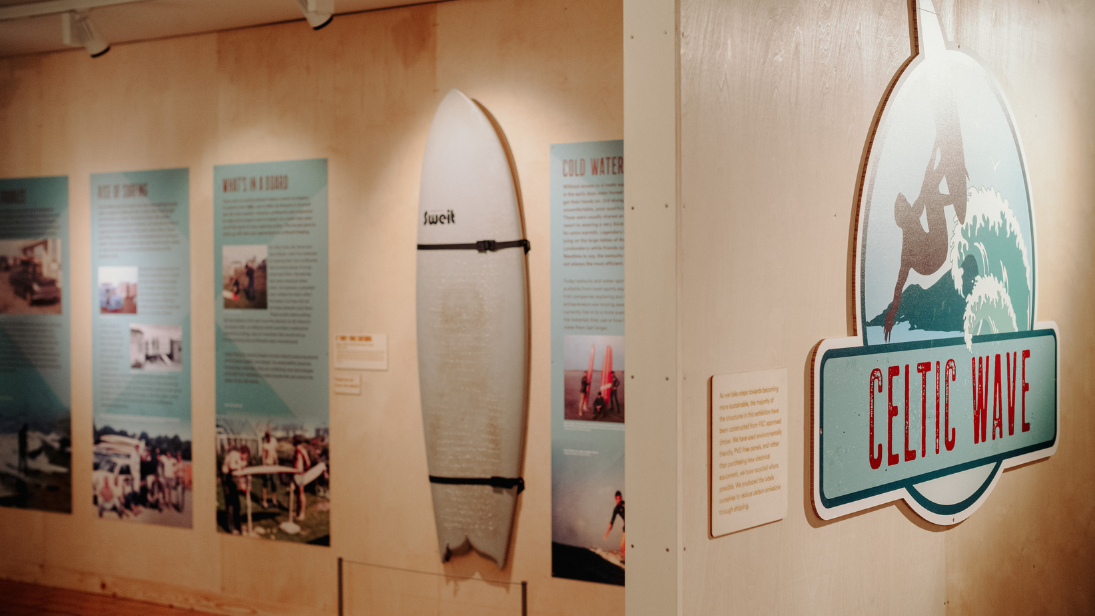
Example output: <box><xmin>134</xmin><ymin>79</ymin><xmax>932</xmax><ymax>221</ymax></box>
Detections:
<box><xmin>0</xmin><ymin>579</ymin><xmax>219</xmax><ymax>616</ymax></box>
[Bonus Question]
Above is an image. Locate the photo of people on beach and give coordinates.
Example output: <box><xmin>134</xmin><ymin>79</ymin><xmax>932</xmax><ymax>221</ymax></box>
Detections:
<box><xmin>215</xmin><ymin>417</ymin><xmax>329</xmax><ymax>545</ymax></box>
<box><xmin>99</xmin><ymin>266</ymin><xmax>138</xmax><ymax>314</ymax></box>
<box><xmin>563</xmin><ymin>334</ymin><xmax>625</xmax><ymax>423</ymax></box>
<box><xmin>0</xmin><ymin>239</ymin><xmax>63</xmax><ymax>315</ymax></box>
<box><xmin>0</xmin><ymin>412</ymin><xmax>71</xmax><ymax>513</ymax></box>
<box><xmin>92</xmin><ymin>419</ymin><xmax>191</xmax><ymax>527</ymax></box>
<box><xmin>130</xmin><ymin>324</ymin><xmax>183</xmax><ymax>372</ymax></box>
<box><xmin>222</xmin><ymin>245</ymin><xmax>267</xmax><ymax>310</ymax></box>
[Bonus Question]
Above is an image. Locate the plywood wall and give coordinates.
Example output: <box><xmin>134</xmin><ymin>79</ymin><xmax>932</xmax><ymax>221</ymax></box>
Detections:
<box><xmin>678</xmin><ymin>0</ymin><xmax>1095</xmax><ymax>614</ymax></box>
<box><xmin>0</xmin><ymin>1</ymin><xmax>623</xmax><ymax>614</ymax></box>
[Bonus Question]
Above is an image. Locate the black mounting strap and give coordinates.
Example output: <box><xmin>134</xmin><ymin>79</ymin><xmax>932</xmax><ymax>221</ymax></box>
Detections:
<box><xmin>429</xmin><ymin>475</ymin><xmax>525</xmax><ymax>494</ymax></box>
<box><xmin>417</xmin><ymin>239</ymin><xmax>531</xmax><ymax>254</ymax></box>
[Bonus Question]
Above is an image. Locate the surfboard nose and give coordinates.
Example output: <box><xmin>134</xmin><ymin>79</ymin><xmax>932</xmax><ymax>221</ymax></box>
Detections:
<box><xmin>431</xmin><ymin>89</ymin><xmax>477</xmax><ymax>128</ymax></box>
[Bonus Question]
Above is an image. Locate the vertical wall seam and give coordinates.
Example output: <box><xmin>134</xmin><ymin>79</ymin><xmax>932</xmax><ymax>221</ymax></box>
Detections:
<box><xmin>674</xmin><ymin>0</ymin><xmax>685</xmax><ymax>614</ymax></box>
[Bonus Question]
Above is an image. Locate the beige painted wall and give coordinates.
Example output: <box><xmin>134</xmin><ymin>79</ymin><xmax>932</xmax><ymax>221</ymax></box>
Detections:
<box><xmin>679</xmin><ymin>0</ymin><xmax>1095</xmax><ymax>614</ymax></box>
<box><xmin>0</xmin><ymin>1</ymin><xmax>624</xmax><ymax>614</ymax></box>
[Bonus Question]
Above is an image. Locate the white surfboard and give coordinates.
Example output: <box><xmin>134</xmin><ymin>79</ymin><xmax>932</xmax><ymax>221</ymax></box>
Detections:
<box><xmin>591</xmin><ymin>547</ymin><xmax>626</xmax><ymax>570</ymax></box>
<box><xmin>294</xmin><ymin>461</ymin><xmax>327</xmax><ymax>486</ymax></box>
<box><xmin>416</xmin><ymin>89</ymin><xmax>530</xmax><ymax>569</ymax></box>
<box><xmin>100</xmin><ymin>434</ymin><xmax>141</xmax><ymax>447</ymax></box>
<box><xmin>232</xmin><ymin>465</ymin><xmax>298</xmax><ymax>476</ymax></box>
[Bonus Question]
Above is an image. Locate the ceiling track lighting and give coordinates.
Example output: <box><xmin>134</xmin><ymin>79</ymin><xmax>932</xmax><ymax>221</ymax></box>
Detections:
<box><xmin>295</xmin><ymin>0</ymin><xmax>333</xmax><ymax>30</ymax></box>
<box><xmin>61</xmin><ymin>10</ymin><xmax>109</xmax><ymax>57</ymax></box>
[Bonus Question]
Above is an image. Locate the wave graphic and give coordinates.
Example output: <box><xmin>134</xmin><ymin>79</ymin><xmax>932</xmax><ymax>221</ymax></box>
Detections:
<box><xmin>948</xmin><ymin>186</ymin><xmax>1031</xmax><ymax>350</ymax></box>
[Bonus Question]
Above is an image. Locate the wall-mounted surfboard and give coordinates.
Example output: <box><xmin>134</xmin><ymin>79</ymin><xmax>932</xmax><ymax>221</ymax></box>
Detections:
<box><xmin>416</xmin><ymin>89</ymin><xmax>530</xmax><ymax>569</ymax></box>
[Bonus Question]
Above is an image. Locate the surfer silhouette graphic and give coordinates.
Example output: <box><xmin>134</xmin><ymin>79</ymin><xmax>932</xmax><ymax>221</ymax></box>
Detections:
<box><xmin>884</xmin><ymin>136</ymin><xmax>967</xmax><ymax>340</ymax></box>
<box><xmin>881</xmin><ymin>6</ymin><xmax>968</xmax><ymax>342</ymax></box>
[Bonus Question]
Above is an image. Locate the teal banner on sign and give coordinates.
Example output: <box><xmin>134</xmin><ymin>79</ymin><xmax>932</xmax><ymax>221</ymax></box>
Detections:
<box><xmin>0</xmin><ymin>176</ymin><xmax>71</xmax><ymax>513</ymax></box>
<box><xmin>91</xmin><ymin>168</ymin><xmax>191</xmax><ymax>526</ymax></box>
<box><xmin>819</xmin><ymin>330</ymin><xmax>1056</xmax><ymax>511</ymax></box>
<box><xmin>550</xmin><ymin>140</ymin><xmax>626</xmax><ymax>586</ymax></box>
<box><xmin>213</xmin><ymin>159</ymin><xmax>329</xmax><ymax>544</ymax></box>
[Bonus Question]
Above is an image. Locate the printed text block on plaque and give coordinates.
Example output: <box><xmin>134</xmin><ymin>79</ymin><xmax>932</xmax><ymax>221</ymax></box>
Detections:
<box><xmin>711</xmin><ymin>368</ymin><xmax>787</xmax><ymax>537</ymax></box>
<box><xmin>334</xmin><ymin>333</ymin><xmax>388</xmax><ymax>371</ymax></box>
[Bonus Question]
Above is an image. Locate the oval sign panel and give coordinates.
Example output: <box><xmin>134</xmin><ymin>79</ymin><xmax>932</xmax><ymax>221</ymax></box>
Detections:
<box><xmin>811</xmin><ymin>0</ymin><xmax>1059</xmax><ymax>525</ymax></box>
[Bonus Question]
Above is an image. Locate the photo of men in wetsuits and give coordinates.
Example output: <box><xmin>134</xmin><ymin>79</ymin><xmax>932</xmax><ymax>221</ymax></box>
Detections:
<box><xmin>562</xmin><ymin>334</ymin><xmax>625</xmax><ymax>423</ymax></box>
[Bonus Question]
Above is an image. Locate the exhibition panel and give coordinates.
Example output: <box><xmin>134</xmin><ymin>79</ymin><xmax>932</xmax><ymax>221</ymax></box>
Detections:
<box><xmin>549</xmin><ymin>140</ymin><xmax>626</xmax><ymax>586</ymax></box>
<box><xmin>90</xmin><ymin>168</ymin><xmax>192</xmax><ymax>528</ymax></box>
<box><xmin>214</xmin><ymin>159</ymin><xmax>330</xmax><ymax>545</ymax></box>
<box><xmin>0</xmin><ymin>177</ymin><xmax>71</xmax><ymax>515</ymax></box>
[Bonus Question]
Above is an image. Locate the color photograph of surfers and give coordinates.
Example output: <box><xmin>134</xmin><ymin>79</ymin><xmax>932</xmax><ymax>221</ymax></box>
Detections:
<box><xmin>92</xmin><ymin>420</ymin><xmax>192</xmax><ymax>528</ymax></box>
<box><xmin>215</xmin><ymin>418</ymin><xmax>329</xmax><ymax>545</ymax></box>
<box><xmin>563</xmin><ymin>334</ymin><xmax>624</xmax><ymax>423</ymax></box>
<box><xmin>98</xmin><ymin>266</ymin><xmax>138</xmax><ymax>314</ymax></box>
<box><xmin>222</xmin><ymin>245</ymin><xmax>267</xmax><ymax>310</ymax></box>
<box><xmin>0</xmin><ymin>239</ymin><xmax>63</xmax><ymax>315</ymax></box>
<box><xmin>0</xmin><ymin>413</ymin><xmax>71</xmax><ymax>513</ymax></box>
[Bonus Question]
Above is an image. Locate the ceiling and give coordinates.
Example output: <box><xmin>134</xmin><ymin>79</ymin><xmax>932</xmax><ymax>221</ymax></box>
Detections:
<box><xmin>0</xmin><ymin>0</ymin><xmax>436</xmax><ymax>57</ymax></box>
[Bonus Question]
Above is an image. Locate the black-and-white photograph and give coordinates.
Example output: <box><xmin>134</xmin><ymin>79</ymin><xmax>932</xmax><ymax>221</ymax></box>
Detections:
<box><xmin>130</xmin><ymin>324</ymin><xmax>183</xmax><ymax>371</ymax></box>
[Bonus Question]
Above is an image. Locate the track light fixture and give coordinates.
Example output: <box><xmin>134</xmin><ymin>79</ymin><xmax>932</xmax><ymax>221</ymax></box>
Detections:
<box><xmin>295</xmin><ymin>0</ymin><xmax>333</xmax><ymax>30</ymax></box>
<box><xmin>61</xmin><ymin>11</ymin><xmax>109</xmax><ymax>58</ymax></box>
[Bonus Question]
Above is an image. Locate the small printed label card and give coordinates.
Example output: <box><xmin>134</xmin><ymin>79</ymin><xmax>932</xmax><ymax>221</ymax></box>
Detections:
<box><xmin>711</xmin><ymin>368</ymin><xmax>788</xmax><ymax>537</ymax></box>
<box><xmin>333</xmin><ymin>333</ymin><xmax>388</xmax><ymax>371</ymax></box>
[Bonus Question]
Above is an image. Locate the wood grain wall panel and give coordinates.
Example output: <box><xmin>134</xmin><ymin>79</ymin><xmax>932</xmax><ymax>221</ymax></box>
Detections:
<box><xmin>940</xmin><ymin>1</ymin><xmax>1095</xmax><ymax>614</ymax></box>
<box><xmin>679</xmin><ymin>3</ymin><xmax>948</xmax><ymax>614</ymax></box>
<box><xmin>679</xmin><ymin>0</ymin><xmax>1094</xmax><ymax>614</ymax></box>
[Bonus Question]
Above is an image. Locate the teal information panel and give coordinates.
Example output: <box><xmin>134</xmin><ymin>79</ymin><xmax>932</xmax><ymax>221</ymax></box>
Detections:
<box><xmin>0</xmin><ymin>176</ymin><xmax>71</xmax><ymax>513</ymax></box>
<box><xmin>214</xmin><ymin>159</ymin><xmax>329</xmax><ymax>545</ymax></box>
<box><xmin>550</xmin><ymin>140</ymin><xmax>625</xmax><ymax>586</ymax></box>
<box><xmin>91</xmin><ymin>168</ymin><xmax>191</xmax><ymax>526</ymax></box>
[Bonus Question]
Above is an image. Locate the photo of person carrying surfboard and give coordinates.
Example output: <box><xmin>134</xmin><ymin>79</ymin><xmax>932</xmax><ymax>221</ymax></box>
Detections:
<box><xmin>215</xmin><ymin>418</ymin><xmax>329</xmax><ymax>545</ymax></box>
<box><xmin>221</xmin><ymin>245</ymin><xmax>267</xmax><ymax>309</ymax></box>
<box><xmin>563</xmin><ymin>335</ymin><xmax>624</xmax><ymax>423</ymax></box>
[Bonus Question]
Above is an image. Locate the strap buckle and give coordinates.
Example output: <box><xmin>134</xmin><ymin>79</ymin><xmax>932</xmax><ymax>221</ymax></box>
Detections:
<box><xmin>476</xmin><ymin>239</ymin><xmax>497</xmax><ymax>252</ymax></box>
<box><xmin>491</xmin><ymin>476</ymin><xmax>525</xmax><ymax>494</ymax></box>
